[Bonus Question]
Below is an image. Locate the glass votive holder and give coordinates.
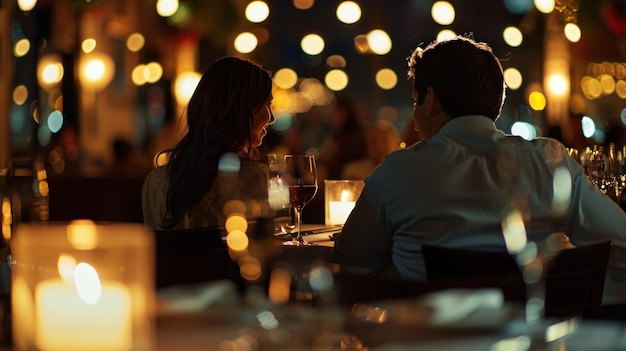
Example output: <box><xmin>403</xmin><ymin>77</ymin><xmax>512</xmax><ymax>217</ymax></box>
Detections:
<box><xmin>324</xmin><ymin>180</ymin><xmax>364</xmax><ymax>225</ymax></box>
<box><xmin>11</xmin><ymin>220</ymin><xmax>155</xmax><ymax>351</ymax></box>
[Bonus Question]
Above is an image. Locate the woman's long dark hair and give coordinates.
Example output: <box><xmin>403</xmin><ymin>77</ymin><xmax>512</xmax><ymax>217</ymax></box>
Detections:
<box><xmin>163</xmin><ymin>57</ymin><xmax>272</xmax><ymax>228</ymax></box>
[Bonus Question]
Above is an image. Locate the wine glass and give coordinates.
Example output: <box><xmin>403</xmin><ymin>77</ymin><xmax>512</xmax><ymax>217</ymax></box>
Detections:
<box><xmin>283</xmin><ymin>155</ymin><xmax>318</xmax><ymax>246</ymax></box>
<box><xmin>587</xmin><ymin>147</ymin><xmax>615</xmax><ymax>197</ymax></box>
<box><xmin>609</xmin><ymin>145</ymin><xmax>626</xmax><ymax>203</ymax></box>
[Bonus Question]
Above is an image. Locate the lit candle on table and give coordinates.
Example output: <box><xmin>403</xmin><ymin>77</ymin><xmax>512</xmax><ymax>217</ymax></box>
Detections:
<box><xmin>11</xmin><ymin>221</ymin><xmax>154</xmax><ymax>351</ymax></box>
<box><xmin>36</xmin><ymin>259</ymin><xmax>132</xmax><ymax>351</ymax></box>
<box><xmin>328</xmin><ymin>190</ymin><xmax>355</xmax><ymax>225</ymax></box>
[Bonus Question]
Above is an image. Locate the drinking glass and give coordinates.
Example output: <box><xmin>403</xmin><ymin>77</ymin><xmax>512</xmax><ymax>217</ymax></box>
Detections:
<box><xmin>283</xmin><ymin>155</ymin><xmax>318</xmax><ymax>246</ymax></box>
<box><xmin>609</xmin><ymin>145</ymin><xmax>626</xmax><ymax>202</ymax></box>
<box><xmin>267</xmin><ymin>154</ymin><xmax>295</xmax><ymax>234</ymax></box>
<box><xmin>587</xmin><ymin>147</ymin><xmax>614</xmax><ymax>197</ymax></box>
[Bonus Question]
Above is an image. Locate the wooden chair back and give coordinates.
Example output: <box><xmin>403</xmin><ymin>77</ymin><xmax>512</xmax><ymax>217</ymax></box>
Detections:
<box><xmin>422</xmin><ymin>241</ymin><xmax>612</xmax><ymax>318</ymax></box>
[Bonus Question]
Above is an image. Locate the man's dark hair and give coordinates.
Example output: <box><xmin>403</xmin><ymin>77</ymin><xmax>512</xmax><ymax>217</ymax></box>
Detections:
<box><xmin>408</xmin><ymin>35</ymin><xmax>506</xmax><ymax>121</ymax></box>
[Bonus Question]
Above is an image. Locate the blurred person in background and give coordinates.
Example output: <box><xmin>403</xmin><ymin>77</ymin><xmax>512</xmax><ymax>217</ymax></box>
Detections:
<box><xmin>142</xmin><ymin>57</ymin><xmax>275</xmax><ymax>230</ymax></box>
<box><xmin>319</xmin><ymin>96</ymin><xmax>369</xmax><ymax>180</ymax></box>
<box><xmin>341</xmin><ymin>120</ymin><xmax>400</xmax><ymax>180</ymax></box>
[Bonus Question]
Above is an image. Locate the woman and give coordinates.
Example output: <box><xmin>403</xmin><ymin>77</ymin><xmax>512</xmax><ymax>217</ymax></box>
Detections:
<box><xmin>142</xmin><ymin>57</ymin><xmax>275</xmax><ymax>229</ymax></box>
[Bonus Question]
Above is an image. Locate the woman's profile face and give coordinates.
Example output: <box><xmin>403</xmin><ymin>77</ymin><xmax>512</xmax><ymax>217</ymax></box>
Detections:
<box><xmin>251</xmin><ymin>94</ymin><xmax>275</xmax><ymax>147</ymax></box>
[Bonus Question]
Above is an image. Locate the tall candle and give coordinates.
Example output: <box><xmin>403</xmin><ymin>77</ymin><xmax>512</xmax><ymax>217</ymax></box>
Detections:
<box><xmin>328</xmin><ymin>201</ymin><xmax>355</xmax><ymax>224</ymax></box>
<box><xmin>328</xmin><ymin>190</ymin><xmax>355</xmax><ymax>225</ymax></box>
<box><xmin>35</xmin><ymin>279</ymin><xmax>132</xmax><ymax>351</ymax></box>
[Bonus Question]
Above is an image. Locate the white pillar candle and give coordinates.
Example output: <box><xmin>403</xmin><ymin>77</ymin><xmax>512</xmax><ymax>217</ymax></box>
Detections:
<box><xmin>328</xmin><ymin>190</ymin><xmax>355</xmax><ymax>225</ymax></box>
<box><xmin>35</xmin><ymin>278</ymin><xmax>132</xmax><ymax>351</ymax></box>
<box><xmin>328</xmin><ymin>201</ymin><xmax>355</xmax><ymax>225</ymax></box>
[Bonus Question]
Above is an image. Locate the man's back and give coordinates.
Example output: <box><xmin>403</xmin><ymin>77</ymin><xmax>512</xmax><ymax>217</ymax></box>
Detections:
<box><xmin>334</xmin><ymin>115</ymin><xmax>626</xmax><ymax>283</ymax></box>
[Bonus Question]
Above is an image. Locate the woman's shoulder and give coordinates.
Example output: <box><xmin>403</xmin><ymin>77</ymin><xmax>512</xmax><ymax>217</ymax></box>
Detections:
<box><xmin>240</xmin><ymin>158</ymin><xmax>269</xmax><ymax>173</ymax></box>
<box><xmin>143</xmin><ymin>165</ymin><xmax>168</xmax><ymax>187</ymax></box>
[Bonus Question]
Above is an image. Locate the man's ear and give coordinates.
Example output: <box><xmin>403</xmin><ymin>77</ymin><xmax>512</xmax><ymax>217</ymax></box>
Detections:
<box><xmin>425</xmin><ymin>87</ymin><xmax>443</xmax><ymax>117</ymax></box>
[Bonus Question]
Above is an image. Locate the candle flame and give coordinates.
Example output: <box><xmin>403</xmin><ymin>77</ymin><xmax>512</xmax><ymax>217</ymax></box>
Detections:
<box><xmin>340</xmin><ymin>190</ymin><xmax>350</xmax><ymax>202</ymax></box>
<box><xmin>74</xmin><ymin>263</ymin><xmax>102</xmax><ymax>305</ymax></box>
<box><xmin>57</xmin><ymin>254</ymin><xmax>77</xmax><ymax>282</ymax></box>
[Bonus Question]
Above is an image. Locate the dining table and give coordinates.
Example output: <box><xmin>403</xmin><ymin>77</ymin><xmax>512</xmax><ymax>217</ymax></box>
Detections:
<box><xmin>154</xmin><ymin>286</ymin><xmax>626</xmax><ymax>351</ymax></box>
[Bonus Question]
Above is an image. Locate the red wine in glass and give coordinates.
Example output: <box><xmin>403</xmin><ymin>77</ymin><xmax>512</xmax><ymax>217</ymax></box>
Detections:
<box><xmin>289</xmin><ymin>185</ymin><xmax>318</xmax><ymax>211</ymax></box>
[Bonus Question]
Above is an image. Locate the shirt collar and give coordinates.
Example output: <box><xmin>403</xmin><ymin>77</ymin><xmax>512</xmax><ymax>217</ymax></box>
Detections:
<box><xmin>437</xmin><ymin>115</ymin><xmax>499</xmax><ymax>136</ymax></box>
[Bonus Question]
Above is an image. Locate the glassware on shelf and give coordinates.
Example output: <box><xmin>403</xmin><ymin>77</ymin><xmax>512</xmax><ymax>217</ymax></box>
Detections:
<box><xmin>586</xmin><ymin>146</ymin><xmax>615</xmax><ymax>197</ymax></box>
<box><xmin>609</xmin><ymin>144</ymin><xmax>626</xmax><ymax>202</ymax></box>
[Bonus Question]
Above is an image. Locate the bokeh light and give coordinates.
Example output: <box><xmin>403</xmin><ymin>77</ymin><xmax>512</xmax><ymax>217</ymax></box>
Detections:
<box><xmin>336</xmin><ymin>1</ymin><xmax>361</xmax><ymax>24</ymax></box>
<box><xmin>17</xmin><ymin>0</ymin><xmax>37</xmax><ymax>11</ymax></box>
<box><xmin>225</xmin><ymin>215</ymin><xmax>248</xmax><ymax>233</ymax></box>
<box><xmin>504</xmin><ymin>67</ymin><xmax>523</xmax><ymax>90</ymax></box>
<box><xmin>511</xmin><ymin>121</ymin><xmax>536</xmax><ymax>140</ymax></box>
<box><xmin>78</xmin><ymin>53</ymin><xmax>115</xmax><ymax>92</ymax></box>
<box><xmin>600</xmin><ymin>74</ymin><xmax>616</xmax><ymax>95</ymax></box>
<box><xmin>504</xmin><ymin>0</ymin><xmax>534</xmax><ymax>14</ymax></box>
<box><xmin>81</xmin><ymin>38</ymin><xmax>96</xmax><ymax>54</ymax></box>
<box><xmin>239</xmin><ymin>255</ymin><xmax>262</xmax><ymax>281</ymax></box>
<box><xmin>325</xmin><ymin>69</ymin><xmax>348</xmax><ymax>91</ymax></box>
<box><xmin>14</xmin><ymin>38</ymin><xmax>30</xmax><ymax>57</ymax></box>
<box><xmin>534</xmin><ymin>0</ymin><xmax>555</xmax><ymax>14</ymax></box>
<box><xmin>564</xmin><ymin>23</ymin><xmax>581</xmax><ymax>43</ymax></box>
<box><xmin>173</xmin><ymin>71</ymin><xmax>201</xmax><ymax>105</ymax></box>
<box><xmin>144</xmin><ymin>62</ymin><xmax>163</xmax><ymax>83</ymax></box>
<box><xmin>273</xmin><ymin>68</ymin><xmax>298</xmax><ymax>89</ymax></box>
<box><xmin>546</xmin><ymin>73</ymin><xmax>568</xmax><ymax>96</ymax></box>
<box><xmin>528</xmin><ymin>91</ymin><xmax>547</xmax><ymax>110</ymax></box>
<box><xmin>375</xmin><ymin>68</ymin><xmax>397</xmax><ymax>90</ymax></box>
<box><xmin>156</xmin><ymin>0</ymin><xmax>179</xmax><ymax>17</ymax></box>
<box><xmin>616</xmin><ymin>80</ymin><xmax>626</xmax><ymax>99</ymax></box>
<box><xmin>581</xmin><ymin>76</ymin><xmax>602</xmax><ymax>99</ymax></box>
<box><xmin>126</xmin><ymin>33</ymin><xmax>145</xmax><ymax>52</ymax></box>
<box><xmin>234</xmin><ymin>32</ymin><xmax>258</xmax><ymax>54</ymax></box>
<box><xmin>301</xmin><ymin>34</ymin><xmax>325</xmax><ymax>55</ymax></box>
<box><xmin>13</xmin><ymin>85</ymin><xmax>28</xmax><ymax>105</ymax></box>
<box><xmin>326</xmin><ymin>55</ymin><xmax>347</xmax><ymax>68</ymax></box>
<box><xmin>581</xmin><ymin>116</ymin><xmax>595</xmax><ymax>138</ymax></box>
<box><xmin>37</xmin><ymin>54</ymin><xmax>64</xmax><ymax>89</ymax></box>
<box><xmin>293</xmin><ymin>0</ymin><xmax>314</xmax><ymax>10</ymax></box>
<box><xmin>226</xmin><ymin>230</ymin><xmax>249</xmax><ymax>252</ymax></box>
<box><xmin>436</xmin><ymin>29</ymin><xmax>456</xmax><ymax>42</ymax></box>
<box><xmin>47</xmin><ymin>110</ymin><xmax>64</xmax><ymax>133</ymax></box>
<box><xmin>431</xmin><ymin>1</ymin><xmax>455</xmax><ymax>25</ymax></box>
<box><xmin>366</xmin><ymin>29</ymin><xmax>391</xmax><ymax>55</ymax></box>
<box><xmin>246</xmin><ymin>1</ymin><xmax>270</xmax><ymax>23</ymax></box>
<box><xmin>503</xmin><ymin>26</ymin><xmax>523</xmax><ymax>47</ymax></box>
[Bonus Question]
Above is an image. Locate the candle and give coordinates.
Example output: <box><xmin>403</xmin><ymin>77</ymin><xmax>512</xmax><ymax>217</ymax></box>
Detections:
<box><xmin>35</xmin><ymin>266</ymin><xmax>132</xmax><ymax>351</ymax></box>
<box><xmin>11</xmin><ymin>222</ymin><xmax>154</xmax><ymax>351</ymax></box>
<box><xmin>328</xmin><ymin>190</ymin><xmax>355</xmax><ymax>225</ymax></box>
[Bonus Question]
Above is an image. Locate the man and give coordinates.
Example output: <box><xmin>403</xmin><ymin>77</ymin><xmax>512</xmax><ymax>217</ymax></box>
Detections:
<box><xmin>332</xmin><ymin>35</ymin><xmax>626</xmax><ymax>304</ymax></box>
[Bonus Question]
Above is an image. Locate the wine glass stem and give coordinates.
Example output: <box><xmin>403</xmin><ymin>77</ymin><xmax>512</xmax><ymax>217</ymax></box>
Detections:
<box><xmin>294</xmin><ymin>207</ymin><xmax>303</xmax><ymax>244</ymax></box>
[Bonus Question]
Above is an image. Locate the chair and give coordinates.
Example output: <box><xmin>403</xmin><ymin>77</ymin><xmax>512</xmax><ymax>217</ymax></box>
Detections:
<box><xmin>422</xmin><ymin>241</ymin><xmax>612</xmax><ymax>318</ymax></box>
<box><xmin>153</xmin><ymin>226</ymin><xmax>243</xmax><ymax>290</ymax></box>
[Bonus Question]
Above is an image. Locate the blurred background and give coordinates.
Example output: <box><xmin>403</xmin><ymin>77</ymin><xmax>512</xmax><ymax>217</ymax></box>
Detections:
<box><xmin>1</xmin><ymin>0</ymin><xmax>625</xmax><ymax>176</ymax></box>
